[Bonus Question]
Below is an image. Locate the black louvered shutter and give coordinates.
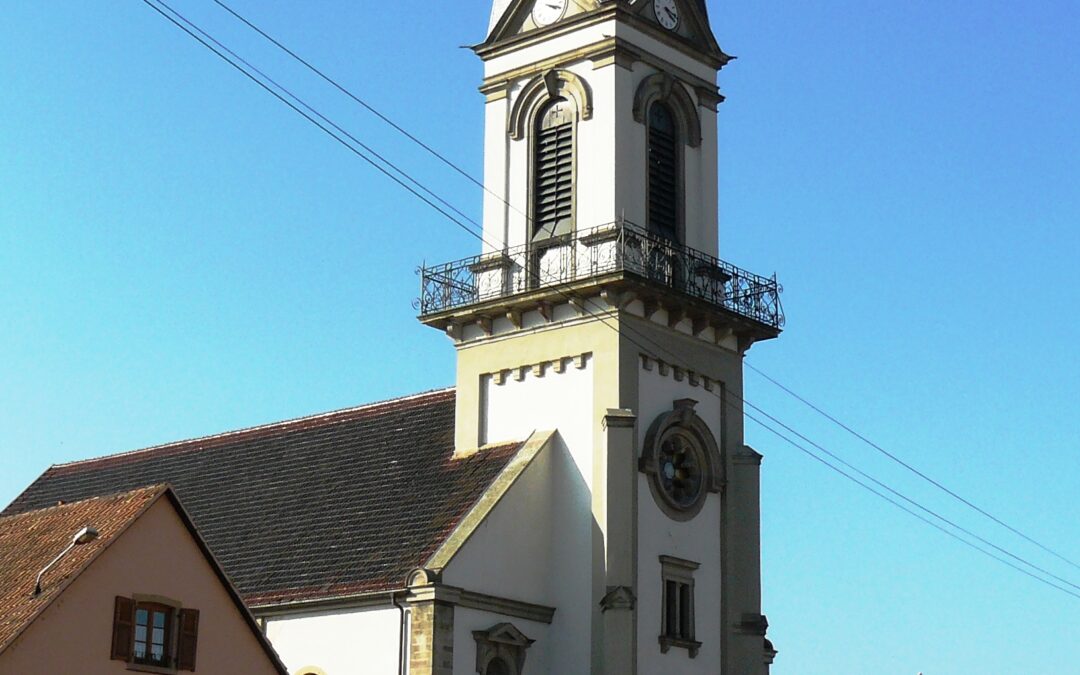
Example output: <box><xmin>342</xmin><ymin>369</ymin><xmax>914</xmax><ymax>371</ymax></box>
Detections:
<box><xmin>533</xmin><ymin>100</ymin><xmax>574</xmax><ymax>239</ymax></box>
<box><xmin>176</xmin><ymin>608</ymin><xmax>200</xmax><ymax>671</ymax></box>
<box><xmin>648</xmin><ymin>103</ymin><xmax>679</xmax><ymax>242</ymax></box>
<box><xmin>111</xmin><ymin>596</ymin><xmax>135</xmax><ymax>661</ymax></box>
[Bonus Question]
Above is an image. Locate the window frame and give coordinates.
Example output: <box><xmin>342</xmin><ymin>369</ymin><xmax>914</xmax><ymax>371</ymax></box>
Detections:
<box><xmin>133</xmin><ymin>601</ymin><xmax>175</xmax><ymax>668</ymax></box>
<box><xmin>112</xmin><ymin>595</ymin><xmax>199</xmax><ymax>674</ymax></box>
<box><xmin>659</xmin><ymin>555</ymin><xmax>702</xmax><ymax>658</ymax></box>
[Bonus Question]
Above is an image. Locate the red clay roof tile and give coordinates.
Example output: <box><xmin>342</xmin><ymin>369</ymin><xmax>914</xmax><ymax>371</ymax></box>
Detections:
<box><xmin>0</xmin><ymin>486</ymin><xmax>166</xmax><ymax>653</ymax></box>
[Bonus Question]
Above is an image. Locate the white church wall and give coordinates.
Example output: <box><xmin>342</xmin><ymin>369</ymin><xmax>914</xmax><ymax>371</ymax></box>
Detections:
<box><xmin>613</xmin><ymin>60</ymin><xmax>647</xmax><ymax>228</ymax></box>
<box><xmin>264</xmin><ymin>606</ymin><xmax>401</xmax><ymax>675</ymax></box>
<box><xmin>635</xmin><ymin>361</ymin><xmax>725</xmax><ymax>673</ymax></box>
<box><xmin>442</xmin><ymin>439</ymin><xmax>555</xmax><ymax>602</ymax></box>
<box><xmin>444</xmin><ymin>434</ymin><xmax>592</xmax><ymax>674</ymax></box>
<box><xmin>614</xmin><ymin>22</ymin><xmax>719</xmax><ymax>84</ymax></box>
<box><xmin>575</xmin><ymin>60</ymin><xmax>618</xmax><ymax>230</ymax></box>
<box><xmin>482</xmin><ymin>356</ymin><xmax>594</xmax><ymax>486</ymax></box>
<box><xmin>465</xmin><ymin>386</ymin><xmax>596</xmax><ymax>675</ymax></box>
<box><xmin>452</xmin><ymin>607</ymin><xmax>552</xmax><ymax>675</ymax></box>
<box><xmin>482</xmin><ymin>91</ymin><xmax>511</xmax><ymax>251</ymax></box>
<box><xmin>483</xmin><ymin>21</ymin><xmax>616</xmax><ymax>77</ymax></box>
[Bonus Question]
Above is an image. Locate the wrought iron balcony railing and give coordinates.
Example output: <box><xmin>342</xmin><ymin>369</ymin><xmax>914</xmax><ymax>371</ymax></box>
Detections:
<box><xmin>418</xmin><ymin>221</ymin><xmax>785</xmax><ymax>331</ymax></box>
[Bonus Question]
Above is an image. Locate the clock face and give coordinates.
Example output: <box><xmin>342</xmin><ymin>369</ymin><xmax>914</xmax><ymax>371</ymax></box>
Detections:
<box><xmin>653</xmin><ymin>0</ymin><xmax>680</xmax><ymax>30</ymax></box>
<box><xmin>532</xmin><ymin>0</ymin><xmax>567</xmax><ymax>27</ymax></box>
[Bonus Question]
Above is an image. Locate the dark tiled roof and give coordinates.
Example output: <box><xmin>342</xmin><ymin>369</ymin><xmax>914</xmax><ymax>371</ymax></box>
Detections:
<box><xmin>4</xmin><ymin>389</ymin><xmax>522</xmax><ymax>607</ymax></box>
<box><xmin>0</xmin><ymin>486</ymin><xmax>164</xmax><ymax>653</ymax></box>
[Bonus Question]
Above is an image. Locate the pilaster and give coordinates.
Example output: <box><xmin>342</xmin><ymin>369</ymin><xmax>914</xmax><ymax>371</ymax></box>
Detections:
<box><xmin>724</xmin><ymin>445</ymin><xmax>771</xmax><ymax>675</ymax></box>
<box><xmin>600</xmin><ymin>408</ymin><xmax>638</xmax><ymax>675</ymax></box>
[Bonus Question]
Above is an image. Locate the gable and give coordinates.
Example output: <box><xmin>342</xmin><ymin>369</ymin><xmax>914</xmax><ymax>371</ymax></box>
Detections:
<box><xmin>626</xmin><ymin>0</ymin><xmax>728</xmax><ymax>65</ymax></box>
<box><xmin>0</xmin><ymin>496</ymin><xmax>286</xmax><ymax>674</ymax></box>
<box><xmin>485</xmin><ymin>0</ymin><xmax>601</xmax><ymax>45</ymax></box>
<box><xmin>482</xmin><ymin>0</ymin><xmax>730</xmax><ymax>69</ymax></box>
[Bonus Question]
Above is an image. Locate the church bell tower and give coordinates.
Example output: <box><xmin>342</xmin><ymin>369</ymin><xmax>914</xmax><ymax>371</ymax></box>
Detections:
<box><xmin>418</xmin><ymin>1</ymin><xmax>783</xmax><ymax>672</ymax></box>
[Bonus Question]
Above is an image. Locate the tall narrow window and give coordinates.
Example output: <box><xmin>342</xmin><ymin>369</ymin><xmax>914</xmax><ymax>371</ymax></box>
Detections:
<box><xmin>647</xmin><ymin>102</ymin><xmax>679</xmax><ymax>242</ymax></box>
<box><xmin>533</xmin><ymin>98</ymin><xmax>575</xmax><ymax>240</ymax></box>
<box><xmin>659</xmin><ymin>556</ymin><xmax>701</xmax><ymax>657</ymax></box>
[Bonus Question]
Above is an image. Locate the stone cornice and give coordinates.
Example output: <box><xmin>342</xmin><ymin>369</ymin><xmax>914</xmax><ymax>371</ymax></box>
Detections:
<box><xmin>406</xmin><ymin>583</ymin><xmax>557</xmax><ymax>625</ymax></box>
<box><xmin>479</xmin><ymin>36</ymin><xmax>721</xmax><ymax>108</ymax></box>
<box><xmin>476</xmin><ymin>4</ymin><xmax>729</xmax><ymax>71</ymax></box>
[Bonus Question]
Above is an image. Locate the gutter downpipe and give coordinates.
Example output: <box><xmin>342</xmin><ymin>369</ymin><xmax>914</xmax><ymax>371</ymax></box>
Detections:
<box><xmin>393</xmin><ymin>591</ymin><xmax>407</xmax><ymax>675</ymax></box>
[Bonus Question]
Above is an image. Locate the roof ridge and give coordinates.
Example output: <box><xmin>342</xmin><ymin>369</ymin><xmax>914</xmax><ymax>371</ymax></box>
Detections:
<box><xmin>0</xmin><ymin>484</ymin><xmax>168</xmax><ymax>522</ymax></box>
<box><xmin>48</xmin><ymin>387</ymin><xmax>455</xmax><ymax>472</ymax></box>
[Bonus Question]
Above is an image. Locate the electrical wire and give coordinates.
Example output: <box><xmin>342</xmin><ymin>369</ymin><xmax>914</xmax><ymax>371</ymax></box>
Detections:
<box><xmin>744</xmin><ymin>360</ymin><xmax>1080</xmax><ymax>573</ymax></box>
<box><xmin>741</xmin><ymin>398</ymin><xmax>1080</xmax><ymax>593</ymax></box>
<box><xmin>744</xmin><ymin>410</ymin><xmax>1080</xmax><ymax>602</ymax></box>
<box><xmin>173</xmin><ymin>2</ymin><xmax>482</xmax><ymax>236</ymax></box>
<box><xmin>139</xmin><ymin>0</ymin><xmax>485</xmax><ymax>245</ymax></box>
<box><xmin>209</xmin><ymin>0</ymin><xmax>531</xmax><ymax>221</ymax></box>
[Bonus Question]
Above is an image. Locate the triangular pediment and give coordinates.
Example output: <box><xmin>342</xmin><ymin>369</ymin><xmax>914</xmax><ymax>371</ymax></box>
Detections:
<box><xmin>484</xmin><ymin>0</ymin><xmax>601</xmax><ymax>46</ymax></box>
<box><xmin>473</xmin><ymin>622</ymin><xmax>536</xmax><ymax>648</ymax></box>
<box><xmin>627</xmin><ymin>0</ymin><xmax>729</xmax><ymax>65</ymax></box>
<box><xmin>481</xmin><ymin>0</ymin><xmax>730</xmax><ymax>69</ymax></box>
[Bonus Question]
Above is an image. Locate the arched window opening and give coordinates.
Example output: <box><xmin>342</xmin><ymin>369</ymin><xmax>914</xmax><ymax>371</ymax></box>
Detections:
<box><xmin>647</xmin><ymin>101</ymin><xmax>680</xmax><ymax>242</ymax></box>
<box><xmin>485</xmin><ymin>657</ymin><xmax>513</xmax><ymax>675</ymax></box>
<box><xmin>533</xmin><ymin>97</ymin><xmax>575</xmax><ymax>241</ymax></box>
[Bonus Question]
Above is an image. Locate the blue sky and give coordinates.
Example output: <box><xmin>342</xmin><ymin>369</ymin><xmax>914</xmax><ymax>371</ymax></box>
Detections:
<box><xmin>2</xmin><ymin>1</ymin><xmax>1078</xmax><ymax>672</ymax></box>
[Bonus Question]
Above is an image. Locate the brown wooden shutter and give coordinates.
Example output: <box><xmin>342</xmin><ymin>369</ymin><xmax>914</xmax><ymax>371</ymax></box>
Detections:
<box><xmin>176</xmin><ymin>608</ymin><xmax>200</xmax><ymax>671</ymax></box>
<box><xmin>111</xmin><ymin>596</ymin><xmax>135</xmax><ymax>661</ymax></box>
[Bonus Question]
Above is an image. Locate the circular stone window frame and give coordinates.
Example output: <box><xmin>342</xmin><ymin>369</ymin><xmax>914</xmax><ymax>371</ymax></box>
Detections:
<box><xmin>639</xmin><ymin>399</ymin><xmax>724</xmax><ymax>521</ymax></box>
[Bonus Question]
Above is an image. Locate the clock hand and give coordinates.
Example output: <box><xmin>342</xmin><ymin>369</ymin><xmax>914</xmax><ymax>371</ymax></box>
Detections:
<box><xmin>665</xmin><ymin>7</ymin><xmax>676</xmax><ymax>21</ymax></box>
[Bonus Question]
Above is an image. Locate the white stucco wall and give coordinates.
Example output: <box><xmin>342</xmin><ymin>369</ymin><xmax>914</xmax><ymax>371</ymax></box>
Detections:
<box><xmin>482</xmin><ymin>357</ymin><xmax>594</xmax><ymax>487</ymax></box>
<box><xmin>443</xmin><ymin>437</ymin><xmax>555</xmax><ymax>602</ymax></box>
<box><xmin>635</xmin><ymin>362</ymin><xmax>725</xmax><ymax>673</ymax></box>
<box><xmin>445</xmin><ymin>431</ymin><xmax>592</xmax><ymax>674</ymax></box>
<box><xmin>457</xmin><ymin>362</ymin><xmax>600</xmax><ymax>673</ymax></box>
<box><xmin>264</xmin><ymin>606</ymin><xmax>401</xmax><ymax>675</ymax></box>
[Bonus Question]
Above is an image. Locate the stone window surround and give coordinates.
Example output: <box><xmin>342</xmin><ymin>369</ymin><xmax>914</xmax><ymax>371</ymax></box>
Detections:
<box><xmin>658</xmin><ymin>555</ymin><xmax>702</xmax><ymax>658</ymax></box>
<box><xmin>473</xmin><ymin>623</ymin><xmax>535</xmax><ymax>675</ymax></box>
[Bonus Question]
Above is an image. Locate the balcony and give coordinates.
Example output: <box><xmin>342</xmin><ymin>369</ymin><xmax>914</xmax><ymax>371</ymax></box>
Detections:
<box><xmin>418</xmin><ymin>221</ymin><xmax>785</xmax><ymax>334</ymax></box>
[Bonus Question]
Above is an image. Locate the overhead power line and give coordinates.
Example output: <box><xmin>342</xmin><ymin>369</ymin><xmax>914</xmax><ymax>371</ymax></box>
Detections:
<box><xmin>175</xmin><ymin>1</ymin><xmax>480</xmax><ymax>235</ymax></box>
<box><xmin>744</xmin><ymin>361</ymin><xmax>1080</xmax><ymax>573</ymax></box>
<box><xmin>745</xmin><ymin>411</ymin><xmax>1080</xmax><ymax>602</ymax></box>
<box><xmin>209</xmin><ymin>0</ymin><xmax>530</xmax><ymax>221</ymax></box>
<box><xmin>139</xmin><ymin>0</ymin><xmax>486</xmax><ymax>245</ymax></box>
<box><xmin>136</xmin><ymin>0</ymin><xmax>1080</xmax><ymax>603</ymax></box>
<box><xmin>742</xmin><ymin>398</ymin><xmax>1080</xmax><ymax>593</ymax></box>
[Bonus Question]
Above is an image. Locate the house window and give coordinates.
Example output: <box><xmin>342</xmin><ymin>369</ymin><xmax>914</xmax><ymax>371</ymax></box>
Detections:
<box><xmin>647</xmin><ymin>101</ymin><xmax>680</xmax><ymax>242</ymax></box>
<box><xmin>112</xmin><ymin>596</ymin><xmax>200</xmax><ymax>672</ymax></box>
<box><xmin>659</xmin><ymin>556</ymin><xmax>701</xmax><ymax>657</ymax></box>
<box><xmin>134</xmin><ymin>603</ymin><xmax>172</xmax><ymax>665</ymax></box>
<box><xmin>533</xmin><ymin>97</ymin><xmax>575</xmax><ymax>241</ymax></box>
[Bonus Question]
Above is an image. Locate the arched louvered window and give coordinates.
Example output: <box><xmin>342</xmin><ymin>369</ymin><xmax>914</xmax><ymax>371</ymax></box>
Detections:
<box><xmin>648</xmin><ymin>101</ymin><xmax>680</xmax><ymax>242</ymax></box>
<box><xmin>533</xmin><ymin>98</ymin><xmax>575</xmax><ymax>240</ymax></box>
